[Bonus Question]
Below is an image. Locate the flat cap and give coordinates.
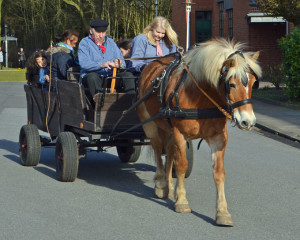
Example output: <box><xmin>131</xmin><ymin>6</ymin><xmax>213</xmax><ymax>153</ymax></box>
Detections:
<box><xmin>90</xmin><ymin>18</ymin><xmax>109</xmax><ymax>32</ymax></box>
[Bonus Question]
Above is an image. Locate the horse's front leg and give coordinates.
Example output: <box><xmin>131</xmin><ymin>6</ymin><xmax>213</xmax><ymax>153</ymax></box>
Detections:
<box><xmin>173</xmin><ymin>128</ymin><xmax>191</xmax><ymax>213</ymax></box>
<box><xmin>208</xmin><ymin>134</ymin><xmax>234</xmax><ymax>226</ymax></box>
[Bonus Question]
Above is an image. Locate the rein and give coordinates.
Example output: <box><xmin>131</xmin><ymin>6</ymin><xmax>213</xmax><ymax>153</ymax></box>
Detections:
<box><xmin>124</xmin><ymin>52</ymin><xmax>177</xmax><ymax>61</ymax></box>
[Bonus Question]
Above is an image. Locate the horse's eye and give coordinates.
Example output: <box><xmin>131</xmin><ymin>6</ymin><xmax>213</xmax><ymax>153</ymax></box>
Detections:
<box><xmin>229</xmin><ymin>83</ymin><xmax>236</xmax><ymax>89</ymax></box>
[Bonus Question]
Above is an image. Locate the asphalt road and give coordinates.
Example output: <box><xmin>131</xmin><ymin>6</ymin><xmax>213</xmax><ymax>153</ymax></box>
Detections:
<box><xmin>0</xmin><ymin>82</ymin><xmax>299</xmax><ymax>240</ymax></box>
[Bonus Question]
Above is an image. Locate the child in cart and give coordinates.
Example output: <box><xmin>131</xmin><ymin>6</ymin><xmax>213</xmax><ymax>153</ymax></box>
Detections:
<box><xmin>26</xmin><ymin>50</ymin><xmax>50</xmax><ymax>86</ymax></box>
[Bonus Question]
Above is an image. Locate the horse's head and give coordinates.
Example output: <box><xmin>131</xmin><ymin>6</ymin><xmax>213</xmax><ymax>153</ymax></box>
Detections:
<box><xmin>220</xmin><ymin>51</ymin><xmax>260</xmax><ymax>130</ymax></box>
<box><xmin>180</xmin><ymin>38</ymin><xmax>262</xmax><ymax>129</ymax></box>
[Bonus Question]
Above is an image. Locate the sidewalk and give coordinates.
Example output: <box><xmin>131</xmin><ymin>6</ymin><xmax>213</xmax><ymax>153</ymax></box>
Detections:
<box><xmin>252</xmin><ymin>81</ymin><xmax>300</xmax><ymax>143</ymax></box>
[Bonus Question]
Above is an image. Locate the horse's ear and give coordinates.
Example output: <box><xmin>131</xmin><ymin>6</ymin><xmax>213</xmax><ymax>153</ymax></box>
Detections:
<box><xmin>251</xmin><ymin>51</ymin><xmax>260</xmax><ymax>61</ymax></box>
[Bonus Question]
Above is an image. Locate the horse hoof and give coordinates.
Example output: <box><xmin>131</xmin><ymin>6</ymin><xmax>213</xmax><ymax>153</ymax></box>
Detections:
<box><xmin>155</xmin><ymin>187</ymin><xmax>168</xmax><ymax>199</ymax></box>
<box><xmin>216</xmin><ymin>215</ymin><xmax>234</xmax><ymax>227</ymax></box>
<box><xmin>175</xmin><ymin>204</ymin><xmax>192</xmax><ymax>213</ymax></box>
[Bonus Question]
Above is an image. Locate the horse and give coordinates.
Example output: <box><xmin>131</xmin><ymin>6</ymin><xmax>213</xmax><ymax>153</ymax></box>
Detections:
<box><xmin>136</xmin><ymin>38</ymin><xmax>262</xmax><ymax>226</ymax></box>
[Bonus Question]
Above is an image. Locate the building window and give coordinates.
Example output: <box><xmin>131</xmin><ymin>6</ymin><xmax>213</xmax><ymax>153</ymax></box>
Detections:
<box><xmin>249</xmin><ymin>0</ymin><xmax>258</xmax><ymax>7</ymax></box>
<box><xmin>228</xmin><ymin>9</ymin><xmax>233</xmax><ymax>40</ymax></box>
<box><xmin>195</xmin><ymin>11</ymin><xmax>212</xmax><ymax>43</ymax></box>
<box><xmin>219</xmin><ymin>2</ymin><xmax>224</xmax><ymax>37</ymax></box>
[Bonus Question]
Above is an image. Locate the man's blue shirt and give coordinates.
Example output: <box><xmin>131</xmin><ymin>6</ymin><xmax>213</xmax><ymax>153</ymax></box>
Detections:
<box><xmin>78</xmin><ymin>35</ymin><xmax>125</xmax><ymax>78</ymax></box>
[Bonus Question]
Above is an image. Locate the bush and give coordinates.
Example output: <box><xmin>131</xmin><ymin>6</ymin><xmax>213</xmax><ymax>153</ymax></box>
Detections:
<box><xmin>263</xmin><ymin>64</ymin><xmax>285</xmax><ymax>89</ymax></box>
<box><xmin>279</xmin><ymin>27</ymin><xmax>300</xmax><ymax>99</ymax></box>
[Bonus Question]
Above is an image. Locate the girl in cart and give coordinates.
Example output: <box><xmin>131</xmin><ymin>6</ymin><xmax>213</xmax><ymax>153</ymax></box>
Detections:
<box><xmin>26</xmin><ymin>50</ymin><xmax>50</xmax><ymax>86</ymax></box>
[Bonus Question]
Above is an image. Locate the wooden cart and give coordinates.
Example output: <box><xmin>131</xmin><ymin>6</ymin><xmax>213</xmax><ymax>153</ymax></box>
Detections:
<box><xmin>19</xmin><ymin>70</ymin><xmax>193</xmax><ymax>182</ymax></box>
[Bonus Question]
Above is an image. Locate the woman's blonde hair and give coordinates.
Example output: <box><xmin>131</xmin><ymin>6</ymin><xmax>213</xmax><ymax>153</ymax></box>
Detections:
<box><xmin>143</xmin><ymin>16</ymin><xmax>178</xmax><ymax>47</ymax></box>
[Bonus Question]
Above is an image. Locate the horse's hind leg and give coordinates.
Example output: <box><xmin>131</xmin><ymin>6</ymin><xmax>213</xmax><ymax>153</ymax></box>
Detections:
<box><xmin>153</xmin><ymin>140</ymin><xmax>168</xmax><ymax>198</ymax></box>
<box><xmin>208</xmin><ymin>134</ymin><xmax>234</xmax><ymax>226</ymax></box>
<box><xmin>137</xmin><ymin>102</ymin><xmax>168</xmax><ymax>198</ymax></box>
<box><xmin>165</xmin><ymin>138</ymin><xmax>175</xmax><ymax>199</ymax></box>
<box><xmin>152</xmin><ymin>129</ymin><xmax>170</xmax><ymax>198</ymax></box>
<box><xmin>172</xmin><ymin>128</ymin><xmax>191</xmax><ymax>213</ymax></box>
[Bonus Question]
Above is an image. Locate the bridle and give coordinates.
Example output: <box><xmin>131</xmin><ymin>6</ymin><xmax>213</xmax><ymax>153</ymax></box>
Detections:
<box><xmin>179</xmin><ymin>49</ymin><xmax>258</xmax><ymax>123</ymax></box>
<box><xmin>219</xmin><ymin>50</ymin><xmax>257</xmax><ymax>123</ymax></box>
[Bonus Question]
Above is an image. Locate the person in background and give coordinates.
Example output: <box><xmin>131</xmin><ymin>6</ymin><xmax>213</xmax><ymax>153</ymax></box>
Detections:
<box><xmin>26</xmin><ymin>50</ymin><xmax>49</xmax><ymax>86</ymax></box>
<box><xmin>0</xmin><ymin>47</ymin><xmax>4</xmax><ymax>70</ymax></box>
<box><xmin>51</xmin><ymin>29</ymin><xmax>79</xmax><ymax>80</ymax></box>
<box><xmin>118</xmin><ymin>39</ymin><xmax>132</xmax><ymax>68</ymax></box>
<box><xmin>78</xmin><ymin>18</ymin><xmax>136</xmax><ymax>106</ymax></box>
<box><xmin>118</xmin><ymin>39</ymin><xmax>132</xmax><ymax>58</ymax></box>
<box><xmin>18</xmin><ymin>48</ymin><xmax>26</xmax><ymax>69</ymax></box>
<box><xmin>129</xmin><ymin>16</ymin><xmax>178</xmax><ymax>73</ymax></box>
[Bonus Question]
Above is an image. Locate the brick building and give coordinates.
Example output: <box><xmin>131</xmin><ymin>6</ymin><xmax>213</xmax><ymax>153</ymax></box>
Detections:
<box><xmin>172</xmin><ymin>0</ymin><xmax>291</xmax><ymax>69</ymax></box>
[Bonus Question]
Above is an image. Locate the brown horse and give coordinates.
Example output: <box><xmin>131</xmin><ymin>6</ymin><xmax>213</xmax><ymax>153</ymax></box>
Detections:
<box><xmin>136</xmin><ymin>38</ymin><xmax>262</xmax><ymax>226</ymax></box>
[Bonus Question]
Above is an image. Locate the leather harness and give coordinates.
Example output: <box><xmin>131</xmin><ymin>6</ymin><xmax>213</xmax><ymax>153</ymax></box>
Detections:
<box><xmin>110</xmin><ymin>51</ymin><xmax>256</xmax><ymax>138</ymax></box>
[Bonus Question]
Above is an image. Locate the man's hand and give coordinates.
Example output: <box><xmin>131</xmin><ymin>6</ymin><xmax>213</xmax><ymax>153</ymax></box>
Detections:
<box><xmin>100</xmin><ymin>61</ymin><xmax>115</xmax><ymax>70</ymax></box>
<box><xmin>114</xmin><ymin>58</ymin><xmax>122</xmax><ymax>68</ymax></box>
<box><xmin>100</xmin><ymin>58</ymin><xmax>122</xmax><ymax>69</ymax></box>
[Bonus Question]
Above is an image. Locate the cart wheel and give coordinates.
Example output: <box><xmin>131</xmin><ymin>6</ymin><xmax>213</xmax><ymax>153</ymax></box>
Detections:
<box><xmin>172</xmin><ymin>140</ymin><xmax>194</xmax><ymax>178</ymax></box>
<box><xmin>117</xmin><ymin>140</ymin><xmax>141</xmax><ymax>163</ymax></box>
<box><xmin>55</xmin><ymin>132</ymin><xmax>78</xmax><ymax>182</ymax></box>
<box><xmin>19</xmin><ymin>124</ymin><xmax>41</xmax><ymax>166</ymax></box>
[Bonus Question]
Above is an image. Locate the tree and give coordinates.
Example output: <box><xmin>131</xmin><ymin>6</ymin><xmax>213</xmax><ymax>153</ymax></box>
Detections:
<box><xmin>0</xmin><ymin>0</ymin><xmax>3</xmax><ymax>43</ymax></box>
<box><xmin>2</xmin><ymin>0</ymin><xmax>173</xmax><ymax>59</ymax></box>
<box><xmin>257</xmin><ymin>0</ymin><xmax>300</xmax><ymax>27</ymax></box>
<box><xmin>62</xmin><ymin>0</ymin><xmax>96</xmax><ymax>32</ymax></box>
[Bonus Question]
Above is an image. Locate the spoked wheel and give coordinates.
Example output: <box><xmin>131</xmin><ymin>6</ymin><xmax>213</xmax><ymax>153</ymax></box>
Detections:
<box><xmin>172</xmin><ymin>140</ymin><xmax>194</xmax><ymax>178</ymax></box>
<box><xmin>19</xmin><ymin>124</ymin><xmax>41</xmax><ymax>166</ymax></box>
<box><xmin>116</xmin><ymin>140</ymin><xmax>141</xmax><ymax>163</ymax></box>
<box><xmin>55</xmin><ymin>132</ymin><xmax>79</xmax><ymax>182</ymax></box>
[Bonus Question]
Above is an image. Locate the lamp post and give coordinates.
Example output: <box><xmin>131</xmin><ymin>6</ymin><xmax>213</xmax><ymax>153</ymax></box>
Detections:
<box><xmin>4</xmin><ymin>24</ymin><xmax>8</xmax><ymax>68</ymax></box>
<box><xmin>154</xmin><ymin>0</ymin><xmax>158</xmax><ymax>17</ymax></box>
<box><xmin>182</xmin><ymin>0</ymin><xmax>195</xmax><ymax>51</ymax></box>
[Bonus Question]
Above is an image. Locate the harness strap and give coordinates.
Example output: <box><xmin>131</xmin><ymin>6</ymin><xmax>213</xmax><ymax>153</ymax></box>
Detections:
<box><xmin>166</xmin><ymin>69</ymin><xmax>187</xmax><ymax>108</ymax></box>
<box><xmin>110</xmin><ymin>112</ymin><xmax>163</xmax><ymax>139</ymax></box>
<box><xmin>231</xmin><ymin>99</ymin><xmax>252</xmax><ymax>109</ymax></box>
<box><xmin>160</xmin><ymin>107</ymin><xmax>227</xmax><ymax>119</ymax></box>
<box><xmin>111</xmin><ymin>105</ymin><xmax>228</xmax><ymax>139</ymax></box>
<box><xmin>109</xmin><ymin>77</ymin><xmax>161</xmax><ymax>136</ymax></box>
<box><xmin>158</xmin><ymin>54</ymin><xmax>181</xmax><ymax>105</ymax></box>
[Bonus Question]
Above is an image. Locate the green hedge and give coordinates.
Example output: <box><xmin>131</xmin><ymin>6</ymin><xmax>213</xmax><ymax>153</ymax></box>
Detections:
<box><xmin>279</xmin><ymin>27</ymin><xmax>300</xmax><ymax>100</ymax></box>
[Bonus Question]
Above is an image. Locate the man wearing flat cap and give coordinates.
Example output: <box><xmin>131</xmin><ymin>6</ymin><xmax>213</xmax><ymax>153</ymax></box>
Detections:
<box><xmin>78</xmin><ymin>18</ymin><xmax>135</xmax><ymax>106</ymax></box>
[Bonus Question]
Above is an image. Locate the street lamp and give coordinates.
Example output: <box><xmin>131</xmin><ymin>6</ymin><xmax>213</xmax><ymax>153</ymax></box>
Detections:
<box><xmin>154</xmin><ymin>0</ymin><xmax>159</xmax><ymax>17</ymax></box>
<box><xmin>182</xmin><ymin>0</ymin><xmax>195</xmax><ymax>51</ymax></box>
<box><xmin>4</xmin><ymin>24</ymin><xmax>8</xmax><ymax>68</ymax></box>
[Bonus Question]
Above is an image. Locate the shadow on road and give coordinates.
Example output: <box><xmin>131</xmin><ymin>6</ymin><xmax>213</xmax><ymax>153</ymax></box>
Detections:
<box><xmin>0</xmin><ymin>139</ymin><xmax>19</xmax><ymax>155</ymax></box>
<box><xmin>2</xmin><ymin>142</ymin><xmax>215</xmax><ymax>225</ymax></box>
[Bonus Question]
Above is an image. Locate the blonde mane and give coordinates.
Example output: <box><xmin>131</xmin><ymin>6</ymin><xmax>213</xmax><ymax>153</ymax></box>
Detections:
<box><xmin>178</xmin><ymin>38</ymin><xmax>262</xmax><ymax>88</ymax></box>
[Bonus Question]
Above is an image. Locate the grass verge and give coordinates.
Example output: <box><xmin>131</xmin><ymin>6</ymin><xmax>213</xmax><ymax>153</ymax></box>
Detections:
<box><xmin>252</xmin><ymin>87</ymin><xmax>300</xmax><ymax>110</ymax></box>
<box><xmin>0</xmin><ymin>68</ymin><xmax>26</xmax><ymax>82</ymax></box>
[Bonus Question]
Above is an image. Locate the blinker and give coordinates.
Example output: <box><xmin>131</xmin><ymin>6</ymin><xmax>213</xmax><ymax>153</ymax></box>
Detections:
<box><xmin>241</xmin><ymin>74</ymin><xmax>248</xmax><ymax>87</ymax></box>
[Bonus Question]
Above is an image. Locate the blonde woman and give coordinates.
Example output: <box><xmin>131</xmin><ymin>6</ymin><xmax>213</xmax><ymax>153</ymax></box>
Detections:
<box><xmin>130</xmin><ymin>16</ymin><xmax>178</xmax><ymax>72</ymax></box>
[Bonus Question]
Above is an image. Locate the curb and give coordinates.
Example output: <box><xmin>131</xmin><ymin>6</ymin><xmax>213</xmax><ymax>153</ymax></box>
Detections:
<box><xmin>252</xmin><ymin>96</ymin><xmax>300</xmax><ymax>110</ymax></box>
<box><xmin>255</xmin><ymin>123</ymin><xmax>300</xmax><ymax>143</ymax></box>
